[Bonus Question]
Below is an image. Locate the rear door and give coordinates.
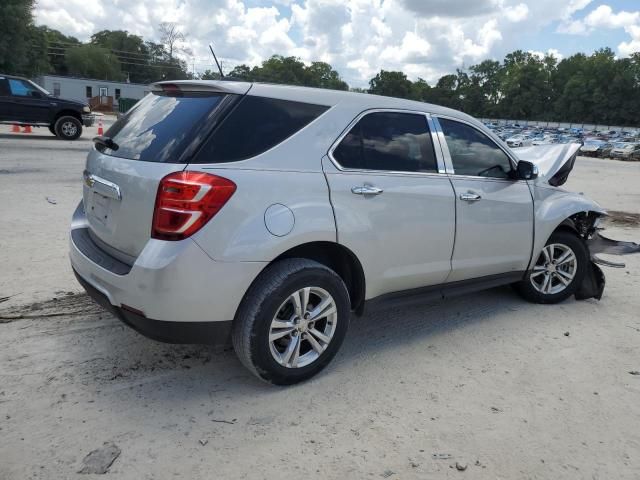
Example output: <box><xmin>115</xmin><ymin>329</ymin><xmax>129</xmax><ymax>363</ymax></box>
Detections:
<box><xmin>325</xmin><ymin>110</ymin><xmax>455</xmax><ymax>299</ymax></box>
<box><xmin>82</xmin><ymin>84</ymin><xmax>249</xmax><ymax>261</ymax></box>
<box><xmin>434</xmin><ymin>116</ymin><xmax>534</xmax><ymax>282</ymax></box>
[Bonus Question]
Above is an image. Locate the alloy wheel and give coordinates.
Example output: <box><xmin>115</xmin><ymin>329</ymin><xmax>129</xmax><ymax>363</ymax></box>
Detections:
<box><xmin>530</xmin><ymin>243</ymin><xmax>577</xmax><ymax>295</ymax></box>
<box><xmin>61</xmin><ymin>121</ymin><xmax>77</xmax><ymax>137</ymax></box>
<box><xmin>269</xmin><ymin>287</ymin><xmax>338</xmax><ymax>368</ymax></box>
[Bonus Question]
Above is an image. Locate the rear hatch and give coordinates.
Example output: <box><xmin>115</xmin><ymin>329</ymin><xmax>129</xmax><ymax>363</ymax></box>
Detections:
<box><xmin>82</xmin><ymin>81</ymin><xmax>250</xmax><ymax>262</ymax></box>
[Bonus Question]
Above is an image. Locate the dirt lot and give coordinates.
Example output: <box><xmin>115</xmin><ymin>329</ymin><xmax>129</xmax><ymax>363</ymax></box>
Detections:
<box><xmin>1</xmin><ymin>128</ymin><xmax>639</xmax><ymax>479</ymax></box>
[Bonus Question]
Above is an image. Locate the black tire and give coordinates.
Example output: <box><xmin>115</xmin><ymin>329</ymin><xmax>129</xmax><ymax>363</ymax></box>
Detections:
<box><xmin>48</xmin><ymin>124</ymin><xmax>56</xmax><ymax>136</ymax></box>
<box><xmin>54</xmin><ymin>116</ymin><xmax>82</xmax><ymax>140</ymax></box>
<box><xmin>516</xmin><ymin>230</ymin><xmax>588</xmax><ymax>304</ymax></box>
<box><xmin>232</xmin><ymin>258</ymin><xmax>350</xmax><ymax>385</ymax></box>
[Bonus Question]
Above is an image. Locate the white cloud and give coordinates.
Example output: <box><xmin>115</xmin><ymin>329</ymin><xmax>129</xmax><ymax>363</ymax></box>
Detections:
<box><xmin>528</xmin><ymin>48</ymin><xmax>564</xmax><ymax>60</ymax></box>
<box><xmin>556</xmin><ymin>4</ymin><xmax>640</xmax><ymax>58</ymax></box>
<box><xmin>32</xmin><ymin>0</ymin><xmax>623</xmax><ymax>87</ymax></box>
<box><xmin>504</xmin><ymin>3</ymin><xmax>529</xmax><ymax>22</ymax></box>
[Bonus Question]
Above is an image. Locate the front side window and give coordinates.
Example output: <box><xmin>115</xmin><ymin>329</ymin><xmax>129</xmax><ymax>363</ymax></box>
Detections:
<box><xmin>8</xmin><ymin>79</ymin><xmax>39</xmax><ymax>97</ymax></box>
<box><xmin>332</xmin><ymin>111</ymin><xmax>437</xmax><ymax>173</ymax></box>
<box><xmin>193</xmin><ymin>96</ymin><xmax>329</xmax><ymax>163</ymax></box>
<box><xmin>439</xmin><ymin>118</ymin><xmax>513</xmax><ymax>179</ymax></box>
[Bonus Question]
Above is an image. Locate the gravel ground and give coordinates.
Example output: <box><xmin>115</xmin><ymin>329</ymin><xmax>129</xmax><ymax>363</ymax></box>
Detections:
<box><xmin>1</xmin><ymin>128</ymin><xmax>639</xmax><ymax>479</ymax></box>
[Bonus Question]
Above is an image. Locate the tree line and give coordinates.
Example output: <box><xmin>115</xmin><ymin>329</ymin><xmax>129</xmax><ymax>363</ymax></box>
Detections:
<box><xmin>2</xmin><ymin>0</ymin><xmax>639</xmax><ymax>125</ymax></box>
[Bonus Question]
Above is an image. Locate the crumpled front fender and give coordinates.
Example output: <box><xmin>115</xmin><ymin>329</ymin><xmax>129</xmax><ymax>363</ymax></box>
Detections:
<box><xmin>587</xmin><ymin>232</ymin><xmax>640</xmax><ymax>268</ymax></box>
<box><xmin>577</xmin><ymin>232</ymin><xmax>640</xmax><ymax>301</ymax></box>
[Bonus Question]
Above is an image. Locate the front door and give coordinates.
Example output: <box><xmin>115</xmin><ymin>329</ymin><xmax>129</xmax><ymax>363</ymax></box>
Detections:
<box><xmin>434</xmin><ymin>116</ymin><xmax>534</xmax><ymax>282</ymax></box>
<box><xmin>6</xmin><ymin>78</ymin><xmax>51</xmax><ymax>123</ymax></box>
<box><xmin>324</xmin><ymin>110</ymin><xmax>456</xmax><ymax>299</ymax></box>
<box><xmin>0</xmin><ymin>77</ymin><xmax>12</xmax><ymax>121</ymax></box>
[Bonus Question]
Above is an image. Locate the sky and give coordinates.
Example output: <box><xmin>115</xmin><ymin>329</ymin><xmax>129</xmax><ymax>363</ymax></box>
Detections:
<box><xmin>33</xmin><ymin>0</ymin><xmax>640</xmax><ymax>86</ymax></box>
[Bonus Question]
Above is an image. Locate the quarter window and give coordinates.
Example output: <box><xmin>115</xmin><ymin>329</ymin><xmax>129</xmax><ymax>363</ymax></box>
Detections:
<box><xmin>333</xmin><ymin>112</ymin><xmax>437</xmax><ymax>173</ymax></box>
<box><xmin>193</xmin><ymin>96</ymin><xmax>329</xmax><ymax>163</ymax></box>
<box><xmin>439</xmin><ymin>118</ymin><xmax>513</xmax><ymax>179</ymax></box>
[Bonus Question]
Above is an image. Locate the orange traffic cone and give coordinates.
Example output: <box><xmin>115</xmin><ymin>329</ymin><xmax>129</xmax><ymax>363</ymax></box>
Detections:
<box><xmin>97</xmin><ymin>120</ymin><xmax>104</xmax><ymax>136</ymax></box>
<box><xmin>11</xmin><ymin>124</ymin><xmax>20</xmax><ymax>133</ymax></box>
<box><xmin>22</xmin><ymin>125</ymin><xmax>32</xmax><ymax>133</ymax></box>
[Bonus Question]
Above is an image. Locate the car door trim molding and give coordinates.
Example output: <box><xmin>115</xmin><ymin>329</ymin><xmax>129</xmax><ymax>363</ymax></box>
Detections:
<box><xmin>364</xmin><ymin>270</ymin><xmax>526</xmax><ymax>309</ymax></box>
<box><xmin>327</xmin><ymin>108</ymin><xmax>449</xmax><ymax>176</ymax></box>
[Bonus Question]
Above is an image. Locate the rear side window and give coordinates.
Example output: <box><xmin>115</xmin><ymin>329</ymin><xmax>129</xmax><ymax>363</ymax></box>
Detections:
<box><xmin>332</xmin><ymin>111</ymin><xmax>437</xmax><ymax>173</ymax></box>
<box><xmin>100</xmin><ymin>92</ymin><xmax>225</xmax><ymax>163</ymax></box>
<box><xmin>439</xmin><ymin>118</ymin><xmax>513</xmax><ymax>179</ymax></box>
<box><xmin>192</xmin><ymin>96</ymin><xmax>329</xmax><ymax>163</ymax></box>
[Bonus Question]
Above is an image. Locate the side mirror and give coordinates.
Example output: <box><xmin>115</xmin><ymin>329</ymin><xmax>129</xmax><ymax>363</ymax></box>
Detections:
<box><xmin>517</xmin><ymin>160</ymin><xmax>538</xmax><ymax>180</ymax></box>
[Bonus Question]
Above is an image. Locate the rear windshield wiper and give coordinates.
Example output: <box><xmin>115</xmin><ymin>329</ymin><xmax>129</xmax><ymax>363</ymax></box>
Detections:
<box><xmin>93</xmin><ymin>135</ymin><xmax>119</xmax><ymax>151</ymax></box>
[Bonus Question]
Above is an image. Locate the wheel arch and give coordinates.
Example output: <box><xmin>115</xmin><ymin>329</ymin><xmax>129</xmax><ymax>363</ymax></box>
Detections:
<box><xmin>530</xmin><ymin>188</ymin><xmax>606</xmax><ymax>267</ymax></box>
<box><xmin>532</xmin><ymin>207</ymin><xmax>606</xmax><ymax>270</ymax></box>
<box><xmin>271</xmin><ymin>241</ymin><xmax>366</xmax><ymax>315</ymax></box>
<box><xmin>53</xmin><ymin>110</ymin><xmax>82</xmax><ymax>124</ymax></box>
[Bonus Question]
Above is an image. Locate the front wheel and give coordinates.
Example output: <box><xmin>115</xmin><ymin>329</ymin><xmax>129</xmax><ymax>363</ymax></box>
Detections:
<box><xmin>516</xmin><ymin>230</ymin><xmax>588</xmax><ymax>304</ymax></box>
<box><xmin>54</xmin><ymin>116</ymin><xmax>82</xmax><ymax>140</ymax></box>
<box><xmin>232</xmin><ymin>259</ymin><xmax>350</xmax><ymax>385</ymax></box>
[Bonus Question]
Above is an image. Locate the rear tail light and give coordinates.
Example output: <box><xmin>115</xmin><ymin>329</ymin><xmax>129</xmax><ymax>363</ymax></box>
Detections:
<box><xmin>152</xmin><ymin>171</ymin><xmax>236</xmax><ymax>241</ymax></box>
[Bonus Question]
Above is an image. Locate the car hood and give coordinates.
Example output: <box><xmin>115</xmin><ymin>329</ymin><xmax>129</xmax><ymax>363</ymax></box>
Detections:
<box><xmin>513</xmin><ymin>143</ymin><xmax>581</xmax><ymax>187</ymax></box>
<box><xmin>49</xmin><ymin>96</ymin><xmax>88</xmax><ymax>109</ymax></box>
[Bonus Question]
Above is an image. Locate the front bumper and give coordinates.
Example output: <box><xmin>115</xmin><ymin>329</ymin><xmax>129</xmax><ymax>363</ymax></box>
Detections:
<box><xmin>82</xmin><ymin>114</ymin><xmax>95</xmax><ymax>127</ymax></box>
<box><xmin>69</xmin><ymin>203</ymin><xmax>266</xmax><ymax>343</ymax></box>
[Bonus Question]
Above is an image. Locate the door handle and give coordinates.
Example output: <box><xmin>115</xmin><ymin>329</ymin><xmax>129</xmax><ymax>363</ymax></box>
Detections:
<box><xmin>459</xmin><ymin>192</ymin><xmax>482</xmax><ymax>202</ymax></box>
<box><xmin>351</xmin><ymin>185</ymin><xmax>384</xmax><ymax>196</ymax></box>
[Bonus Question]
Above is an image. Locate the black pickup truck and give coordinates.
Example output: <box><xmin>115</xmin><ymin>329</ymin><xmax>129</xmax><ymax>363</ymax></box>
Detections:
<box><xmin>0</xmin><ymin>74</ymin><xmax>94</xmax><ymax>140</ymax></box>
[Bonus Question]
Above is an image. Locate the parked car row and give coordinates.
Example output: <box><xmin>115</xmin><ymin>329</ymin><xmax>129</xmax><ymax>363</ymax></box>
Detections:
<box><xmin>484</xmin><ymin>122</ymin><xmax>640</xmax><ymax>160</ymax></box>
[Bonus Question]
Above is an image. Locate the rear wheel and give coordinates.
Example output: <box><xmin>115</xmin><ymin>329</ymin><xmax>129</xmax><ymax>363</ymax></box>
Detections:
<box><xmin>516</xmin><ymin>230</ymin><xmax>588</xmax><ymax>304</ymax></box>
<box><xmin>54</xmin><ymin>116</ymin><xmax>82</xmax><ymax>140</ymax></box>
<box><xmin>232</xmin><ymin>259</ymin><xmax>350</xmax><ymax>385</ymax></box>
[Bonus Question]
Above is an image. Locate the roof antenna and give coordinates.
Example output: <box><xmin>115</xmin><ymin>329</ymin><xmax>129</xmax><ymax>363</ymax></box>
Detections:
<box><xmin>208</xmin><ymin>44</ymin><xmax>224</xmax><ymax>78</ymax></box>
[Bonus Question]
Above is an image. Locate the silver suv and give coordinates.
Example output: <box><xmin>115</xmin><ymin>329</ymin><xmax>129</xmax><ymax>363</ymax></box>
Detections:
<box><xmin>70</xmin><ymin>81</ymin><xmax>633</xmax><ymax>384</ymax></box>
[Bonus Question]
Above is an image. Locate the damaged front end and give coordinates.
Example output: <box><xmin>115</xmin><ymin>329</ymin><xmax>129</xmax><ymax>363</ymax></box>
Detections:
<box><xmin>570</xmin><ymin>212</ymin><xmax>640</xmax><ymax>300</ymax></box>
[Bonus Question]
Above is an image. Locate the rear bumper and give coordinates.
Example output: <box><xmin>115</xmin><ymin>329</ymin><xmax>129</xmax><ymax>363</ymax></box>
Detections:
<box><xmin>69</xmin><ymin>202</ymin><xmax>266</xmax><ymax>339</ymax></box>
<box><xmin>74</xmin><ymin>269</ymin><xmax>232</xmax><ymax>344</ymax></box>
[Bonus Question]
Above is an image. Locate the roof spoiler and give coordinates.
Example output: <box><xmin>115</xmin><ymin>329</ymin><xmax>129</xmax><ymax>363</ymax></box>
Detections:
<box><xmin>151</xmin><ymin>80</ymin><xmax>251</xmax><ymax>96</ymax></box>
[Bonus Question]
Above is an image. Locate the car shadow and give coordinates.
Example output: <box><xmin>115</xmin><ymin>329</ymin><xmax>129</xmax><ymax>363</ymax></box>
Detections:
<box><xmin>53</xmin><ymin>285</ymin><xmax>532</xmax><ymax>398</ymax></box>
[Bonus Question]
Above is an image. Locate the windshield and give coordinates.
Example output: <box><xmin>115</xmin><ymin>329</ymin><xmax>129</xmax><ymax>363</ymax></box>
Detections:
<box><xmin>28</xmin><ymin>80</ymin><xmax>50</xmax><ymax>96</ymax></box>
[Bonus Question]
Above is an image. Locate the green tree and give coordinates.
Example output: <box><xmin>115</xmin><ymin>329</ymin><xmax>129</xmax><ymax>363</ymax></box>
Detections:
<box><xmin>305</xmin><ymin>61</ymin><xmax>348</xmax><ymax>90</ymax></box>
<box><xmin>0</xmin><ymin>0</ymin><xmax>39</xmax><ymax>75</ymax></box>
<box><xmin>368</xmin><ymin>70</ymin><xmax>413</xmax><ymax>98</ymax></box>
<box><xmin>91</xmin><ymin>30</ymin><xmax>153</xmax><ymax>83</ymax></box>
<box><xmin>65</xmin><ymin>44</ymin><xmax>123</xmax><ymax>81</ymax></box>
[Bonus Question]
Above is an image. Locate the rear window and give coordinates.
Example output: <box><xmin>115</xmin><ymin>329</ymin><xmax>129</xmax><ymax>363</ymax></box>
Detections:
<box><xmin>100</xmin><ymin>92</ymin><xmax>226</xmax><ymax>163</ymax></box>
<box><xmin>192</xmin><ymin>96</ymin><xmax>329</xmax><ymax>163</ymax></box>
